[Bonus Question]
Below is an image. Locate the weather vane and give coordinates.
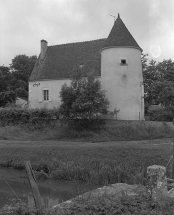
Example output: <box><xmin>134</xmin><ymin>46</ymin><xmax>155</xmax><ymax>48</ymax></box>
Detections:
<box><xmin>109</xmin><ymin>14</ymin><xmax>116</xmax><ymax>22</ymax></box>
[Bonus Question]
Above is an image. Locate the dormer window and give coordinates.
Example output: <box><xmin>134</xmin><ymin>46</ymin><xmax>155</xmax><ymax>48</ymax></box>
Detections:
<box><xmin>120</xmin><ymin>58</ymin><xmax>128</xmax><ymax>66</ymax></box>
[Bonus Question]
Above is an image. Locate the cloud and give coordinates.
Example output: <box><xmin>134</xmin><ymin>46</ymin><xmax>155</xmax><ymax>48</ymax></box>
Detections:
<box><xmin>0</xmin><ymin>0</ymin><xmax>173</xmax><ymax>66</ymax></box>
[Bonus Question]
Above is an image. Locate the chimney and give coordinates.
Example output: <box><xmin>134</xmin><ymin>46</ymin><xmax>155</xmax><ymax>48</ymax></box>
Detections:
<box><xmin>41</xmin><ymin>39</ymin><xmax>47</xmax><ymax>60</ymax></box>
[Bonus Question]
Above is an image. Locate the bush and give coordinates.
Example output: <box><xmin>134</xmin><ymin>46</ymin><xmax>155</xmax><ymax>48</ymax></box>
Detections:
<box><xmin>68</xmin><ymin>118</ymin><xmax>105</xmax><ymax>131</ymax></box>
<box><xmin>0</xmin><ymin>107</ymin><xmax>60</xmax><ymax>127</ymax></box>
<box><xmin>148</xmin><ymin>106</ymin><xmax>173</xmax><ymax>122</ymax></box>
<box><xmin>59</xmin><ymin>70</ymin><xmax>109</xmax><ymax>121</ymax></box>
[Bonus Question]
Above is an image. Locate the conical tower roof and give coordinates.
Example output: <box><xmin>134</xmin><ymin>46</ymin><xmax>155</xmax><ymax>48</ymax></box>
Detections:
<box><xmin>105</xmin><ymin>14</ymin><xmax>142</xmax><ymax>51</ymax></box>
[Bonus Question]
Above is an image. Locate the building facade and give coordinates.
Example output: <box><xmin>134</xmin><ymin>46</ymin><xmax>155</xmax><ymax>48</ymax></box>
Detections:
<box><xmin>29</xmin><ymin>14</ymin><xmax>144</xmax><ymax>120</ymax></box>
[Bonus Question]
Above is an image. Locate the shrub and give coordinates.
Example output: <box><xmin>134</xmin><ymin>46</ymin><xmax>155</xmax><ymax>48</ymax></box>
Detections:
<box><xmin>148</xmin><ymin>106</ymin><xmax>173</xmax><ymax>122</ymax></box>
<box><xmin>59</xmin><ymin>70</ymin><xmax>109</xmax><ymax>130</ymax></box>
<box><xmin>68</xmin><ymin>118</ymin><xmax>106</xmax><ymax>131</ymax></box>
<box><xmin>0</xmin><ymin>107</ymin><xmax>60</xmax><ymax>127</ymax></box>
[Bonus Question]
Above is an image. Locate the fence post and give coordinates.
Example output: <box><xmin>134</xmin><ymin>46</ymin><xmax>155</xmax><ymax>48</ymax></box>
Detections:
<box><xmin>25</xmin><ymin>161</ymin><xmax>42</xmax><ymax>215</ymax></box>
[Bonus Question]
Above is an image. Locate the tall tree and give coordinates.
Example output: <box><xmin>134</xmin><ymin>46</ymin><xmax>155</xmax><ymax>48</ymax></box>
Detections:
<box><xmin>0</xmin><ymin>66</ymin><xmax>16</xmax><ymax>106</ymax></box>
<box><xmin>157</xmin><ymin>59</ymin><xmax>174</xmax><ymax>113</ymax></box>
<box><xmin>10</xmin><ymin>55</ymin><xmax>37</xmax><ymax>98</ymax></box>
<box><xmin>0</xmin><ymin>55</ymin><xmax>37</xmax><ymax>107</ymax></box>
<box><xmin>142</xmin><ymin>55</ymin><xmax>174</xmax><ymax>114</ymax></box>
<box><xmin>0</xmin><ymin>66</ymin><xmax>12</xmax><ymax>92</ymax></box>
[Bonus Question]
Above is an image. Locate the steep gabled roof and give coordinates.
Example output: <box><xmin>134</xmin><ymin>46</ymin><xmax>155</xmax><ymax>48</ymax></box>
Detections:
<box><xmin>30</xmin><ymin>14</ymin><xmax>142</xmax><ymax>81</ymax></box>
<box><xmin>29</xmin><ymin>39</ymin><xmax>106</xmax><ymax>81</ymax></box>
<box><xmin>105</xmin><ymin>14</ymin><xmax>142</xmax><ymax>50</ymax></box>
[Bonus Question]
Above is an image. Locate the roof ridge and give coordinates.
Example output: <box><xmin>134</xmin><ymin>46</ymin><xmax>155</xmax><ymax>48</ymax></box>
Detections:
<box><xmin>49</xmin><ymin>38</ymin><xmax>106</xmax><ymax>48</ymax></box>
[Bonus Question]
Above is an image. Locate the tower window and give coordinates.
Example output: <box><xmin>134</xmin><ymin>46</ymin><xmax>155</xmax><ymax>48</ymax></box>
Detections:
<box><xmin>43</xmin><ymin>90</ymin><xmax>49</xmax><ymax>101</ymax></box>
<box><xmin>121</xmin><ymin>59</ymin><xmax>127</xmax><ymax>65</ymax></box>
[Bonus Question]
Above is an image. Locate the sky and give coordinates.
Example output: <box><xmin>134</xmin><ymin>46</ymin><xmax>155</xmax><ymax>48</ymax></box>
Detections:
<box><xmin>0</xmin><ymin>0</ymin><xmax>174</xmax><ymax>66</ymax></box>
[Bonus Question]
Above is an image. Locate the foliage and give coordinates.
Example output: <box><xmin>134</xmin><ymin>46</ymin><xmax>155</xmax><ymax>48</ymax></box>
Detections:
<box><xmin>0</xmin><ymin>66</ymin><xmax>12</xmax><ymax>92</ymax></box>
<box><xmin>142</xmin><ymin>55</ymin><xmax>174</xmax><ymax>116</ymax></box>
<box><xmin>0</xmin><ymin>66</ymin><xmax>16</xmax><ymax>107</ymax></box>
<box><xmin>0</xmin><ymin>120</ymin><xmax>172</xmax><ymax>142</ymax></box>
<box><xmin>9</xmin><ymin>55</ymin><xmax>37</xmax><ymax>99</ymax></box>
<box><xmin>0</xmin><ymin>90</ymin><xmax>16</xmax><ymax>107</ymax></box>
<box><xmin>59</xmin><ymin>70</ymin><xmax>109</xmax><ymax>121</ymax></box>
<box><xmin>148</xmin><ymin>106</ymin><xmax>173</xmax><ymax>122</ymax></box>
<box><xmin>1</xmin><ymin>198</ymin><xmax>37</xmax><ymax>215</ymax></box>
<box><xmin>0</xmin><ymin>107</ymin><xmax>59</xmax><ymax>128</ymax></box>
<box><xmin>56</xmin><ymin>191</ymin><xmax>174</xmax><ymax>215</ymax></box>
<box><xmin>0</xmin><ymin>198</ymin><xmax>53</xmax><ymax>215</ymax></box>
<box><xmin>1</xmin><ymin>191</ymin><xmax>174</xmax><ymax>215</ymax></box>
<box><xmin>67</xmin><ymin>118</ymin><xmax>106</xmax><ymax>130</ymax></box>
<box><xmin>0</xmin><ymin>55</ymin><xmax>37</xmax><ymax>107</ymax></box>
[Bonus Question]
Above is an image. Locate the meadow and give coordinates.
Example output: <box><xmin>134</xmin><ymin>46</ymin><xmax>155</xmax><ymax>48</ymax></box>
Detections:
<box><xmin>0</xmin><ymin>138</ymin><xmax>173</xmax><ymax>185</ymax></box>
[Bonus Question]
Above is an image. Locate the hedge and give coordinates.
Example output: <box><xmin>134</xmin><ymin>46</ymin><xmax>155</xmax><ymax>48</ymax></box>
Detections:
<box><xmin>148</xmin><ymin>106</ymin><xmax>173</xmax><ymax>122</ymax></box>
<box><xmin>0</xmin><ymin>107</ymin><xmax>60</xmax><ymax>126</ymax></box>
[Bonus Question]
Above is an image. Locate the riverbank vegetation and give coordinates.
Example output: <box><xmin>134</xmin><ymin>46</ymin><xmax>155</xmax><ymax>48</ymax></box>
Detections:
<box><xmin>2</xmin><ymin>185</ymin><xmax>174</xmax><ymax>215</ymax></box>
<box><xmin>0</xmin><ymin>138</ymin><xmax>173</xmax><ymax>185</ymax></box>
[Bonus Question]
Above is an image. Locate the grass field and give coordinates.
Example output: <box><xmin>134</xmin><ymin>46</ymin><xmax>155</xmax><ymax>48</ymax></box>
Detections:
<box><xmin>0</xmin><ymin>138</ymin><xmax>173</xmax><ymax>185</ymax></box>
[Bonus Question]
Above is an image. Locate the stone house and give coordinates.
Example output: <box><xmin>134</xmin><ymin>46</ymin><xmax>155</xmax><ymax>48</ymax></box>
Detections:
<box><xmin>29</xmin><ymin>14</ymin><xmax>144</xmax><ymax>120</ymax></box>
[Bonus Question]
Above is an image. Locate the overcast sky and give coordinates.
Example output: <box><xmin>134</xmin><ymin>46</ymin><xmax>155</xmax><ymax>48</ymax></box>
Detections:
<box><xmin>0</xmin><ymin>0</ymin><xmax>174</xmax><ymax>66</ymax></box>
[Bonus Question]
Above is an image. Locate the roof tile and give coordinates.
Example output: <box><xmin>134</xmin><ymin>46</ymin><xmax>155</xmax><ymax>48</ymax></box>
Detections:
<box><xmin>29</xmin><ymin>15</ymin><xmax>142</xmax><ymax>81</ymax></box>
<box><xmin>29</xmin><ymin>39</ymin><xmax>105</xmax><ymax>81</ymax></box>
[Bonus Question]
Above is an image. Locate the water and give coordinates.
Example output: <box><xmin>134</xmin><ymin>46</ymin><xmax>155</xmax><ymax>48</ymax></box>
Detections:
<box><xmin>0</xmin><ymin>167</ymin><xmax>99</xmax><ymax>209</ymax></box>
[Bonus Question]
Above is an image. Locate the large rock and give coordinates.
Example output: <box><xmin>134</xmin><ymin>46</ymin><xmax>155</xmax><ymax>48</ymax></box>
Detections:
<box><xmin>53</xmin><ymin>183</ymin><xmax>145</xmax><ymax>213</ymax></box>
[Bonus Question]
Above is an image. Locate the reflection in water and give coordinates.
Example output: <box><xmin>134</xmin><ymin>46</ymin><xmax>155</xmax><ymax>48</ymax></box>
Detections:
<box><xmin>27</xmin><ymin>193</ymin><xmax>61</xmax><ymax>208</ymax></box>
<box><xmin>0</xmin><ymin>167</ymin><xmax>100</xmax><ymax>209</ymax></box>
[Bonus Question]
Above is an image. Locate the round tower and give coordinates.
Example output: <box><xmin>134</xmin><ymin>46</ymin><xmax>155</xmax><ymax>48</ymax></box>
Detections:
<box><xmin>101</xmin><ymin>14</ymin><xmax>144</xmax><ymax>120</ymax></box>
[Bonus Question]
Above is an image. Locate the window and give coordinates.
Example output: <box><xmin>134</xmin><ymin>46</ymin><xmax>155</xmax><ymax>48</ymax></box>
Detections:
<box><xmin>43</xmin><ymin>90</ymin><xmax>49</xmax><ymax>101</ymax></box>
<box><xmin>121</xmin><ymin>59</ymin><xmax>126</xmax><ymax>65</ymax></box>
<box><xmin>120</xmin><ymin>58</ymin><xmax>128</xmax><ymax>66</ymax></box>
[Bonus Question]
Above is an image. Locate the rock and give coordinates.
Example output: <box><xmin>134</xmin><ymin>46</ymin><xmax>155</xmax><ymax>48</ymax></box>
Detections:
<box><xmin>53</xmin><ymin>183</ymin><xmax>145</xmax><ymax>212</ymax></box>
<box><xmin>147</xmin><ymin>165</ymin><xmax>174</xmax><ymax>199</ymax></box>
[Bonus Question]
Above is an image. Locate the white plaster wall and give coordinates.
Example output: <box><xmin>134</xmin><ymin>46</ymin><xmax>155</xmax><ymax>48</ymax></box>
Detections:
<box><xmin>29</xmin><ymin>79</ymin><xmax>71</xmax><ymax>109</ymax></box>
<box><xmin>101</xmin><ymin>47</ymin><xmax>144</xmax><ymax>120</ymax></box>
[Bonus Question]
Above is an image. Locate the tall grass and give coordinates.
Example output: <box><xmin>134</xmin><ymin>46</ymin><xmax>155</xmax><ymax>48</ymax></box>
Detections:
<box><xmin>1</xmin><ymin>156</ymin><xmax>169</xmax><ymax>186</ymax></box>
<box><xmin>0</xmin><ymin>120</ymin><xmax>173</xmax><ymax>141</ymax></box>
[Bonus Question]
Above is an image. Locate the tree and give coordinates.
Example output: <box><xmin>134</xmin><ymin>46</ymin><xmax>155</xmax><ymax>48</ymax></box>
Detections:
<box><xmin>158</xmin><ymin>59</ymin><xmax>174</xmax><ymax>82</ymax></box>
<box><xmin>0</xmin><ymin>66</ymin><xmax>16</xmax><ymax>106</ymax></box>
<box><xmin>59</xmin><ymin>70</ymin><xmax>109</xmax><ymax>120</ymax></box>
<box><xmin>142</xmin><ymin>54</ymin><xmax>174</xmax><ymax>115</ymax></box>
<box><xmin>0</xmin><ymin>54</ymin><xmax>37</xmax><ymax>107</ymax></box>
<box><xmin>10</xmin><ymin>55</ymin><xmax>37</xmax><ymax>98</ymax></box>
<box><xmin>0</xmin><ymin>66</ymin><xmax>12</xmax><ymax>92</ymax></box>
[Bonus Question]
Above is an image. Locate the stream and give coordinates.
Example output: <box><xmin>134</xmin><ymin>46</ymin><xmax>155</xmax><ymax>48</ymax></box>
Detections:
<box><xmin>0</xmin><ymin>167</ymin><xmax>100</xmax><ymax>209</ymax></box>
